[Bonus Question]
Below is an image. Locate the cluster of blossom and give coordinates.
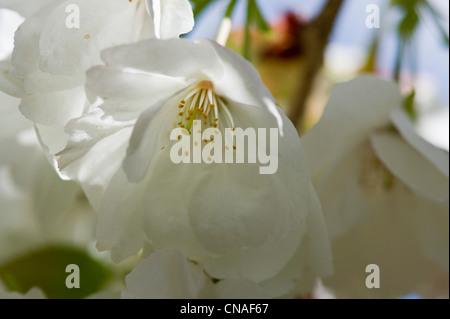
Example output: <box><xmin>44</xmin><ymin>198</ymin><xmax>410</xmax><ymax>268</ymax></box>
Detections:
<box><xmin>0</xmin><ymin>0</ymin><xmax>448</xmax><ymax>299</ymax></box>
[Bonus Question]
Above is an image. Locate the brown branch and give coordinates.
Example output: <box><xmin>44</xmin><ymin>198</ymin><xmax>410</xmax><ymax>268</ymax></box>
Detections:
<box><xmin>287</xmin><ymin>0</ymin><xmax>345</xmax><ymax>132</ymax></box>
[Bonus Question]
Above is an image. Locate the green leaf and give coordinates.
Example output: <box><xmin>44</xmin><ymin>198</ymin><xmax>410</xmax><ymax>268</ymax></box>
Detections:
<box><xmin>248</xmin><ymin>0</ymin><xmax>270</xmax><ymax>32</ymax></box>
<box><xmin>190</xmin><ymin>0</ymin><xmax>216</xmax><ymax>18</ymax></box>
<box><xmin>362</xmin><ymin>33</ymin><xmax>380</xmax><ymax>73</ymax></box>
<box><xmin>397</xmin><ymin>8</ymin><xmax>420</xmax><ymax>38</ymax></box>
<box><xmin>225</xmin><ymin>0</ymin><xmax>238</xmax><ymax>18</ymax></box>
<box><xmin>394</xmin><ymin>37</ymin><xmax>405</xmax><ymax>81</ymax></box>
<box><xmin>0</xmin><ymin>246</ymin><xmax>111</xmax><ymax>299</ymax></box>
<box><xmin>242</xmin><ymin>0</ymin><xmax>270</xmax><ymax>60</ymax></box>
<box><xmin>403</xmin><ymin>89</ymin><xmax>418</xmax><ymax>122</ymax></box>
<box><xmin>243</xmin><ymin>0</ymin><xmax>252</xmax><ymax>60</ymax></box>
<box><xmin>391</xmin><ymin>0</ymin><xmax>422</xmax><ymax>38</ymax></box>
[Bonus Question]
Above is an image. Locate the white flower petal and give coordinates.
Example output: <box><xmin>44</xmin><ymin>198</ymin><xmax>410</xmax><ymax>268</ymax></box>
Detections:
<box><xmin>187</xmin><ymin>164</ymin><xmax>280</xmax><ymax>255</ymax></box>
<box><xmin>39</xmin><ymin>0</ymin><xmax>141</xmax><ymax>77</ymax></box>
<box><xmin>121</xmin><ymin>248</ymin><xmax>270</xmax><ymax>299</ymax></box>
<box><xmin>146</xmin><ymin>0</ymin><xmax>194</xmax><ymax>39</ymax></box>
<box><xmin>304</xmin><ymin>185</ymin><xmax>333</xmax><ymax>277</ymax></box>
<box><xmin>323</xmin><ymin>179</ymin><xmax>448</xmax><ymax>298</ymax></box>
<box><xmin>303</xmin><ymin>75</ymin><xmax>402</xmax><ymax>183</ymax></box>
<box><xmin>412</xmin><ymin>198</ymin><xmax>449</xmax><ymax>273</ymax></box>
<box><xmin>19</xmin><ymin>86</ymin><xmax>87</xmax><ymax>128</ymax></box>
<box><xmin>370</xmin><ymin>131</ymin><xmax>449</xmax><ymax>204</ymax></box>
<box><xmin>260</xmin><ymin>183</ymin><xmax>333</xmax><ymax>297</ymax></box>
<box><xmin>138</xmin><ymin>148</ymin><xmax>217</xmax><ymax>259</ymax></box>
<box><xmin>0</xmin><ymin>59</ymin><xmax>24</xmax><ymax>97</ymax></box>
<box><xmin>122</xmin><ymin>86</ymin><xmax>191</xmax><ymax>182</ymax></box>
<box><xmin>316</xmin><ymin>140</ymin><xmax>375</xmax><ymax>238</ymax></box>
<box><xmin>35</xmin><ymin>123</ymin><xmax>69</xmax><ymax>160</ymax></box>
<box><xmin>57</xmin><ymin>109</ymin><xmax>133</xmax><ymax>210</ymax></box>
<box><xmin>197</xmin><ymin>225</ymin><xmax>302</xmax><ymax>283</ymax></box>
<box><xmin>23</xmin><ymin>69</ymin><xmax>83</xmax><ymax>94</ymax></box>
<box><xmin>391</xmin><ymin>108</ymin><xmax>449</xmax><ymax>177</ymax></box>
<box><xmin>0</xmin><ymin>0</ymin><xmax>57</xmax><ymax>18</ymax></box>
<box><xmin>11</xmin><ymin>5</ymin><xmax>49</xmax><ymax>77</ymax></box>
<box><xmin>86</xmin><ymin>65</ymin><xmax>187</xmax><ymax>114</ymax></box>
<box><xmin>95</xmin><ymin>168</ymin><xmax>148</xmax><ymax>262</ymax></box>
<box><xmin>100</xmin><ymin>38</ymin><xmax>223</xmax><ymax>81</ymax></box>
<box><xmin>0</xmin><ymin>90</ymin><xmax>29</xmax><ymax>138</ymax></box>
<box><xmin>121</xmin><ymin>249</ymin><xmax>208</xmax><ymax>299</ymax></box>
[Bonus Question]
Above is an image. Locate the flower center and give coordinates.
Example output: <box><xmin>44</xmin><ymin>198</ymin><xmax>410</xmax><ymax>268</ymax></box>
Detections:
<box><xmin>175</xmin><ymin>81</ymin><xmax>234</xmax><ymax>133</ymax></box>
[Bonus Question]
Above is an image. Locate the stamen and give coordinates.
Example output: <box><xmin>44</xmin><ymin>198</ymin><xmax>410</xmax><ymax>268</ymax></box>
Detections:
<box><xmin>188</xmin><ymin>91</ymin><xmax>200</xmax><ymax>112</ymax></box>
<box><xmin>218</xmin><ymin>98</ymin><xmax>234</xmax><ymax>128</ymax></box>
<box><xmin>174</xmin><ymin>81</ymin><xmax>235</xmax><ymax>133</ymax></box>
<box><xmin>199</xmin><ymin>89</ymin><xmax>207</xmax><ymax>110</ymax></box>
<box><xmin>212</xmin><ymin>95</ymin><xmax>219</xmax><ymax>121</ymax></box>
<box><xmin>203</xmin><ymin>90</ymin><xmax>212</xmax><ymax>116</ymax></box>
<box><xmin>184</xmin><ymin>87</ymin><xmax>201</xmax><ymax>102</ymax></box>
<box><xmin>207</xmin><ymin>89</ymin><xmax>214</xmax><ymax>105</ymax></box>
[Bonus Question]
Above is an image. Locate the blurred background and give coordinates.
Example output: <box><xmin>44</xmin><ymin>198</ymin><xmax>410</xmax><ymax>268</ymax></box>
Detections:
<box><xmin>185</xmin><ymin>0</ymin><xmax>449</xmax><ymax>149</ymax></box>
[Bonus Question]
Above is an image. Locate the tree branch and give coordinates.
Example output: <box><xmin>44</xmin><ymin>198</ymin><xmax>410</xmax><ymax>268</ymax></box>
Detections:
<box><xmin>287</xmin><ymin>0</ymin><xmax>345</xmax><ymax>132</ymax></box>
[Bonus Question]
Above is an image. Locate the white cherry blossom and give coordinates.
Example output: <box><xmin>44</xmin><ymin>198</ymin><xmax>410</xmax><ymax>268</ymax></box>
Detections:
<box><xmin>303</xmin><ymin>75</ymin><xmax>449</xmax><ymax>298</ymax></box>
<box><xmin>58</xmin><ymin>38</ymin><xmax>333</xmax><ymax>296</ymax></box>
